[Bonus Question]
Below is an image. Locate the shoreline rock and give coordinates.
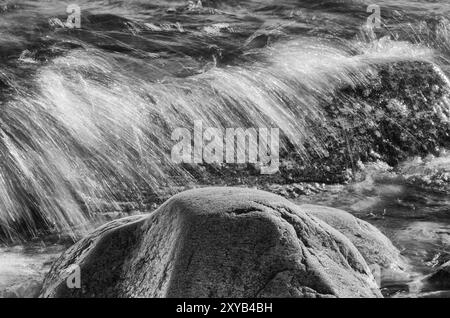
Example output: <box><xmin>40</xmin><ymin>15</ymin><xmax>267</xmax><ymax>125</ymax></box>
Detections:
<box><xmin>41</xmin><ymin>187</ymin><xmax>381</xmax><ymax>298</ymax></box>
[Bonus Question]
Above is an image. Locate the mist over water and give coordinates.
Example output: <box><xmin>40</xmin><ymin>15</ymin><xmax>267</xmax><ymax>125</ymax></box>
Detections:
<box><xmin>0</xmin><ymin>0</ymin><xmax>448</xmax><ymax>244</ymax></box>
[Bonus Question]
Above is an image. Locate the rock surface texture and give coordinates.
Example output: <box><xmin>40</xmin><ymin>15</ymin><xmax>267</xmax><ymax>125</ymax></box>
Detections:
<box><xmin>300</xmin><ymin>204</ymin><xmax>410</xmax><ymax>286</ymax></box>
<box><xmin>300</xmin><ymin>205</ymin><xmax>408</xmax><ymax>272</ymax></box>
<box><xmin>283</xmin><ymin>60</ymin><xmax>450</xmax><ymax>183</ymax></box>
<box><xmin>41</xmin><ymin>187</ymin><xmax>381</xmax><ymax>298</ymax></box>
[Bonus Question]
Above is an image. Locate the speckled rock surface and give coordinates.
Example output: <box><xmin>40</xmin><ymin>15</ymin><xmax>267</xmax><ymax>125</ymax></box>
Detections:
<box><xmin>300</xmin><ymin>204</ymin><xmax>410</xmax><ymax>286</ymax></box>
<box><xmin>282</xmin><ymin>60</ymin><xmax>450</xmax><ymax>183</ymax></box>
<box><xmin>40</xmin><ymin>187</ymin><xmax>381</xmax><ymax>298</ymax></box>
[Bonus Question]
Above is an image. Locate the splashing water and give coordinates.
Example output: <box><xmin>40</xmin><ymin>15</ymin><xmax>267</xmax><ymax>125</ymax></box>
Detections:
<box><xmin>0</xmin><ymin>0</ymin><xmax>448</xmax><ymax>241</ymax></box>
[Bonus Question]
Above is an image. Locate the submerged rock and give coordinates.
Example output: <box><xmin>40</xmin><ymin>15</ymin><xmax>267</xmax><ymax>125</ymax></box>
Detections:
<box><xmin>420</xmin><ymin>261</ymin><xmax>450</xmax><ymax>292</ymax></box>
<box><xmin>41</xmin><ymin>187</ymin><xmax>381</xmax><ymax>298</ymax></box>
<box><xmin>300</xmin><ymin>204</ymin><xmax>410</xmax><ymax>286</ymax></box>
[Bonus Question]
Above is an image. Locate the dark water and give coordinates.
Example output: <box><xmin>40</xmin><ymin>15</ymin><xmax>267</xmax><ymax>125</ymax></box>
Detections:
<box><xmin>0</xmin><ymin>0</ymin><xmax>449</xmax><ymax>297</ymax></box>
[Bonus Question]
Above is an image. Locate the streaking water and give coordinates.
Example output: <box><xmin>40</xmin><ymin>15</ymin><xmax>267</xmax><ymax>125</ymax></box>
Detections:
<box><xmin>0</xmin><ymin>0</ymin><xmax>448</xmax><ymax>243</ymax></box>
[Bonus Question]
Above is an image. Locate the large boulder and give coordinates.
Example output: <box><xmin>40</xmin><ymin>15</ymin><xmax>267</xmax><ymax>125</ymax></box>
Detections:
<box><xmin>299</xmin><ymin>204</ymin><xmax>410</xmax><ymax>286</ymax></box>
<box><xmin>41</xmin><ymin>187</ymin><xmax>381</xmax><ymax>298</ymax></box>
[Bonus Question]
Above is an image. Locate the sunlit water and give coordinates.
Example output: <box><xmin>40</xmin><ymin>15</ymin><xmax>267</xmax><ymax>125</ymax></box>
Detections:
<box><xmin>0</xmin><ymin>0</ymin><xmax>449</xmax><ymax>297</ymax></box>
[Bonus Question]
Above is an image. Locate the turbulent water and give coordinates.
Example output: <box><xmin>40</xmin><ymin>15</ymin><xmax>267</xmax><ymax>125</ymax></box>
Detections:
<box><xmin>0</xmin><ymin>0</ymin><xmax>447</xmax><ymax>241</ymax></box>
<box><xmin>296</xmin><ymin>150</ymin><xmax>450</xmax><ymax>296</ymax></box>
<box><xmin>0</xmin><ymin>0</ymin><xmax>449</xmax><ymax>296</ymax></box>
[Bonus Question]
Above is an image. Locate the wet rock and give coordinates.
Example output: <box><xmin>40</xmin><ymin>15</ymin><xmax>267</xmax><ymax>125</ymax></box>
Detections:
<box><xmin>283</xmin><ymin>60</ymin><xmax>450</xmax><ymax>184</ymax></box>
<box><xmin>398</xmin><ymin>151</ymin><xmax>450</xmax><ymax>193</ymax></box>
<box><xmin>244</xmin><ymin>34</ymin><xmax>270</xmax><ymax>50</ymax></box>
<box><xmin>203</xmin><ymin>23</ymin><xmax>235</xmax><ymax>35</ymax></box>
<box><xmin>299</xmin><ymin>204</ymin><xmax>410</xmax><ymax>287</ymax></box>
<box><xmin>420</xmin><ymin>261</ymin><xmax>450</xmax><ymax>292</ymax></box>
<box><xmin>41</xmin><ymin>187</ymin><xmax>381</xmax><ymax>298</ymax></box>
<box><xmin>265</xmin><ymin>182</ymin><xmax>326</xmax><ymax>198</ymax></box>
